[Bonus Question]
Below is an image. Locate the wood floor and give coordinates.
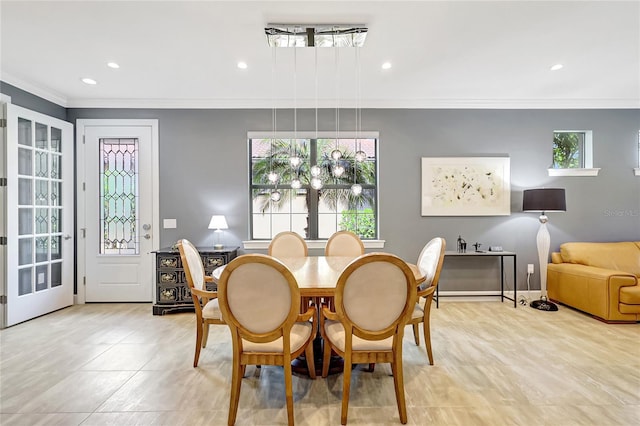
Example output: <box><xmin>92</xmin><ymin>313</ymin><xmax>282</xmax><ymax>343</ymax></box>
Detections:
<box><xmin>1</xmin><ymin>301</ymin><xmax>638</xmax><ymax>425</ymax></box>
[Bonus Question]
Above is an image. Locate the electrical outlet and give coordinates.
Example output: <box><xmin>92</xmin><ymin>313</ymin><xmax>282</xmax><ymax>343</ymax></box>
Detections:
<box><xmin>527</xmin><ymin>264</ymin><xmax>534</xmax><ymax>274</ymax></box>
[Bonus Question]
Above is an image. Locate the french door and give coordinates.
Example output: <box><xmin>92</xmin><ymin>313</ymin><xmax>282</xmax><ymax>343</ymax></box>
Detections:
<box><xmin>4</xmin><ymin>102</ymin><xmax>74</xmax><ymax>327</ymax></box>
<box><xmin>76</xmin><ymin>119</ymin><xmax>159</xmax><ymax>302</ymax></box>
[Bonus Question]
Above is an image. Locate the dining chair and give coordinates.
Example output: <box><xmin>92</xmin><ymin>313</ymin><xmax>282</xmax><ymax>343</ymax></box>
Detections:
<box><xmin>177</xmin><ymin>239</ymin><xmax>224</xmax><ymax>367</ymax></box>
<box><xmin>268</xmin><ymin>231</ymin><xmax>308</xmax><ymax>258</ymax></box>
<box><xmin>408</xmin><ymin>237</ymin><xmax>446</xmax><ymax>365</ymax></box>
<box><xmin>217</xmin><ymin>253</ymin><xmax>317</xmax><ymax>426</ymax></box>
<box><xmin>320</xmin><ymin>253</ymin><xmax>417</xmax><ymax>425</ymax></box>
<box><xmin>325</xmin><ymin>230</ymin><xmax>365</xmax><ymax>257</ymax></box>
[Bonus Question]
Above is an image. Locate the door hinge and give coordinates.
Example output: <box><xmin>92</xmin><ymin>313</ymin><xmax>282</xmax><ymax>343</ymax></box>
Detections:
<box><xmin>81</xmin><ymin>228</ymin><xmax>86</xmax><ymax>238</ymax></box>
<box><xmin>0</xmin><ymin>236</ymin><xmax>6</xmax><ymax>245</ymax></box>
<box><xmin>83</xmin><ymin>134</ymin><xmax>86</xmax><ymax>144</ymax></box>
<box><xmin>83</xmin><ymin>276</ymin><xmax>86</xmax><ymax>286</ymax></box>
<box><xmin>0</xmin><ymin>177</ymin><xmax>6</xmax><ymax>187</ymax></box>
<box><xmin>82</xmin><ymin>182</ymin><xmax>86</xmax><ymax>191</ymax></box>
<box><xmin>0</xmin><ymin>118</ymin><xmax>6</xmax><ymax>128</ymax></box>
<box><xmin>0</xmin><ymin>295</ymin><xmax>6</xmax><ymax>304</ymax></box>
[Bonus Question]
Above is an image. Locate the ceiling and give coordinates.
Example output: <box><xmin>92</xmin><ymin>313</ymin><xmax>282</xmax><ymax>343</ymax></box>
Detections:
<box><xmin>1</xmin><ymin>0</ymin><xmax>639</xmax><ymax>109</ymax></box>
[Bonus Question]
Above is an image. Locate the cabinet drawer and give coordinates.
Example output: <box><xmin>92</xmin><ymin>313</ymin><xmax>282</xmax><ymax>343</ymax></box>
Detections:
<box><xmin>202</xmin><ymin>255</ymin><xmax>225</xmax><ymax>269</ymax></box>
<box><xmin>157</xmin><ymin>255</ymin><xmax>181</xmax><ymax>269</ymax></box>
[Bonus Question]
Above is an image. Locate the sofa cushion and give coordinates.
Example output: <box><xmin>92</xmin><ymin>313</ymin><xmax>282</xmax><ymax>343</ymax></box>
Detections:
<box><xmin>620</xmin><ymin>285</ymin><xmax>640</xmax><ymax>305</ymax></box>
<box><xmin>560</xmin><ymin>242</ymin><xmax>640</xmax><ymax>278</ymax></box>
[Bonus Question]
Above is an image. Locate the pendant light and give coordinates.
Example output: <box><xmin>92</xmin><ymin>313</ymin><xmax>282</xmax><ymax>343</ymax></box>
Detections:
<box><xmin>351</xmin><ymin>43</ymin><xmax>363</xmax><ymax>195</ymax></box>
<box><xmin>269</xmin><ymin>44</ymin><xmax>280</xmax><ymax>202</ymax></box>
<box><xmin>289</xmin><ymin>35</ymin><xmax>302</xmax><ymax>190</ymax></box>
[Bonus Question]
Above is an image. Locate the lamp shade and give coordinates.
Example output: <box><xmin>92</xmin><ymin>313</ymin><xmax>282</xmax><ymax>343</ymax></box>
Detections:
<box><xmin>208</xmin><ymin>215</ymin><xmax>228</xmax><ymax>230</ymax></box>
<box><xmin>522</xmin><ymin>188</ymin><xmax>566</xmax><ymax>212</ymax></box>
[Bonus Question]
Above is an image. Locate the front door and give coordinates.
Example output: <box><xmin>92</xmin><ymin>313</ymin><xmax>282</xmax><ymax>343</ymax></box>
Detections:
<box><xmin>4</xmin><ymin>102</ymin><xmax>74</xmax><ymax>327</ymax></box>
<box><xmin>77</xmin><ymin>120</ymin><xmax>158</xmax><ymax>302</ymax></box>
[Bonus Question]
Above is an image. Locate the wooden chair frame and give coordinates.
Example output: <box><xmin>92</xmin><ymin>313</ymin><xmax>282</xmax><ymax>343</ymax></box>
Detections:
<box><xmin>408</xmin><ymin>237</ymin><xmax>446</xmax><ymax>365</ymax></box>
<box><xmin>218</xmin><ymin>254</ymin><xmax>316</xmax><ymax>426</ymax></box>
<box><xmin>324</xmin><ymin>230</ymin><xmax>365</xmax><ymax>257</ymax></box>
<box><xmin>177</xmin><ymin>239</ymin><xmax>224</xmax><ymax>368</ymax></box>
<box><xmin>320</xmin><ymin>253</ymin><xmax>417</xmax><ymax>425</ymax></box>
<box><xmin>268</xmin><ymin>231</ymin><xmax>308</xmax><ymax>258</ymax></box>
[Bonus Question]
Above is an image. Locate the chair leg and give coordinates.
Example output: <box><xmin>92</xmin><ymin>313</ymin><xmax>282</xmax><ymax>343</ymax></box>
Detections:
<box><xmin>305</xmin><ymin>340</ymin><xmax>316</xmax><ymax>379</ymax></box>
<box><xmin>284</xmin><ymin>361</ymin><xmax>295</xmax><ymax>426</ymax></box>
<box><xmin>412</xmin><ymin>323</ymin><xmax>420</xmax><ymax>346</ymax></box>
<box><xmin>322</xmin><ymin>337</ymin><xmax>332</xmax><ymax>378</ymax></box>
<box><xmin>391</xmin><ymin>352</ymin><xmax>408</xmax><ymax>424</ymax></box>
<box><xmin>228</xmin><ymin>354</ymin><xmax>242</xmax><ymax>426</ymax></box>
<box><xmin>340</xmin><ymin>353</ymin><xmax>352</xmax><ymax>425</ymax></box>
<box><xmin>202</xmin><ymin>322</ymin><xmax>210</xmax><ymax>348</ymax></box>
<box><xmin>423</xmin><ymin>320</ymin><xmax>434</xmax><ymax>365</ymax></box>
<box><xmin>193</xmin><ymin>321</ymin><xmax>203</xmax><ymax>368</ymax></box>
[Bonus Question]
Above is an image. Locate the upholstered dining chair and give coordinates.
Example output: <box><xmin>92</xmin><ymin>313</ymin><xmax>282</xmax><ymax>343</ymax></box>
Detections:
<box><xmin>217</xmin><ymin>253</ymin><xmax>317</xmax><ymax>426</ymax></box>
<box><xmin>325</xmin><ymin>230</ymin><xmax>365</xmax><ymax>257</ymax></box>
<box><xmin>408</xmin><ymin>237</ymin><xmax>446</xmax><ymax>365</ymax></box>
<box><xmin>320</xmin><ymin>253</ymin><xmax>417</xmax><ymax>425</ymax></box>
<box><xmin>268</xmin><ymin>231</ymin><xmax>308</xmax><ymax>258</ymax></box>
<box><xmin>177</xmin><ymin>239</ymin><xmax>224</xmax><ymax>368</ymax></box>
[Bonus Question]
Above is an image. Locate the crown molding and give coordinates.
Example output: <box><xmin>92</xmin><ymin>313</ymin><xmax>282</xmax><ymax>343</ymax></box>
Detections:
<box><xmin>1</xmin><ymin>73</ymin><xmax>68</xmax><ymax>107</ymax></box>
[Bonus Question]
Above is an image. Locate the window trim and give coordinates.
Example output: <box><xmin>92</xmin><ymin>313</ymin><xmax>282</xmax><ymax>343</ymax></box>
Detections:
<box><xmin>248</xmin><ymin>130</ymin><xmax>380</xmax><ymax>240</ymax></box>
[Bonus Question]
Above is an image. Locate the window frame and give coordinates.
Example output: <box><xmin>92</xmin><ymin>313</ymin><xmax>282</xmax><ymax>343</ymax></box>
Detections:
<box><xmin>246</xmin><ymin>131</ymin><xmax>381</xmax><ymax>244</ymax></box>
<box><xmin>548</xmin><ymin>130</ymin><xmax>600</xmax><ymax>176</ymax></box>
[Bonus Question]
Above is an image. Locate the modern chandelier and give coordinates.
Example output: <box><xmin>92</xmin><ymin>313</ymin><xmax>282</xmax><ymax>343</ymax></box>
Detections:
<box><xmin>263</xmin><ymin>24</ymin><xmax>369</xmax><ymax>200</ymax></box>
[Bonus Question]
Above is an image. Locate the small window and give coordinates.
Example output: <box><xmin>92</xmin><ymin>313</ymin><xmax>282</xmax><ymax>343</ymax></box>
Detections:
<box><xmin>549</xmin><ymin>130</ymin><xmax>599</xmax><ymax>176</ymax></box>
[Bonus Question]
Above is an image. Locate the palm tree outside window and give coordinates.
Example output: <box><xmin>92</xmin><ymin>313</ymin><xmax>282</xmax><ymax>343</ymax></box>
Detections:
<box><xmin>249</xmin><ymin>133</ymin><xmax>378</xmax><ymax>240</ymax></box>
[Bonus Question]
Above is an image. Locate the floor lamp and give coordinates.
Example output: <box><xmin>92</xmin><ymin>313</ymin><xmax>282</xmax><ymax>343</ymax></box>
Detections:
<box><xmin>522</xmin><ymin>188</ymin><xmax>566</xmax><ymax>311</ymax></box>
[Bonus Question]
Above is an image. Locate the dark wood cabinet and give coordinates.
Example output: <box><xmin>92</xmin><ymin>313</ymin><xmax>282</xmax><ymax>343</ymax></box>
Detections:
<box><xmin>153</xmin><ymin>246</ymin><xmax>238</xmax><ymax>315</ymax></box>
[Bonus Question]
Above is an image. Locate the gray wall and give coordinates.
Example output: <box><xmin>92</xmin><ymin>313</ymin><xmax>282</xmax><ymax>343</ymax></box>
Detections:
<box><xmin>4</xmin><ymin>83</ymin><xmax>639</xmax><ymax>293</ymax></box>
<box><xmin>0</xmin><ymin>82</ymin><xmax>67</xmax><ymax>120</ymax></box>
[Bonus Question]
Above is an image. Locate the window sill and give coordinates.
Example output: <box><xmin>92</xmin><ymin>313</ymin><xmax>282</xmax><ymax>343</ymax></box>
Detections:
<box><xmin>242</xmin><ymin>239</ymin><xmax>386</xmax><ymax>250</ymax></box>
<box><xmin>634</xmin><ymin>168</ymin><xmax>640</xmax><ymax>176</ymax></box>
<box><xmin>547</xmin><ymin>168</ymin><xmax>600</xmax><ymax>177</ymax></box>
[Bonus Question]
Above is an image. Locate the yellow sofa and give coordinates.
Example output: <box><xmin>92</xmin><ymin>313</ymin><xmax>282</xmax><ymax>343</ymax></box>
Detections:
<box><xmin>547</xmin><ymin>242</ymin><xmax>640</xmax><ymax>322</ymax></box>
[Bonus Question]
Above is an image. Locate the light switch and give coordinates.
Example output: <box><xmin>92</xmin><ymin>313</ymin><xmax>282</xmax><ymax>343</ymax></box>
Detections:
<box><xmin>163</xmin><ymin>219</ymin><xmax>177</xmax><ymax>229</ymax></box>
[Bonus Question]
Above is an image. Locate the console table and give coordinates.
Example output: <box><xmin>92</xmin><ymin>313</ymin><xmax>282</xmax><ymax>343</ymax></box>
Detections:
<box><xmin>436</xmin><ymin>251</ymin><xmax>517</xmax><ymax>308</ymax></box>
<box><xmin>152</xmin><ymin>246</ymin><xmax>238</xmax><ymax>315</ymax></box>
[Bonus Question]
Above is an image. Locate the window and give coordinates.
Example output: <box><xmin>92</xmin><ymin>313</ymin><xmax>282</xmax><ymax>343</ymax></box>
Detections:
<box><xmin>249</xmin><ymin>132</ymin><xmax>378</xmax><ymax>240</ymax></box>
<box><xmin>549</xmin><ymin>130</ymin><xmax>599</xmax><ymax>176</ymax></box>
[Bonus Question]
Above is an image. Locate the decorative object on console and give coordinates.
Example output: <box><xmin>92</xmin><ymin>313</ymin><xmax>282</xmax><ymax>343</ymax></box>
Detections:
<box><xmin>522</xmin><ymin>188</ymin><xmax>566</xmax><ymax>311</ymax></box>
<box><xmin>473</xmin><ymin>242</ymin><xmax>483</xmax><ymax>252</ymax></box>
<box><xmin>456</xmin><ymin>235</ymin><xmax>467</xmax><ymax>253</ymax></box>
<box><xmin>208</xmin><ymin>215</ymin><xmax>228</xmax><ymax>249</ymax></box>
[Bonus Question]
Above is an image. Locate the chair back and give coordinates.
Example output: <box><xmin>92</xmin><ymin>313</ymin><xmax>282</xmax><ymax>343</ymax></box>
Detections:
<box><xmin>268</xmin><ymin>231</ymin><xmax>308</xmax><ymax>258</ymax></box>
<box><xmin>417</xmin><ymin>237</ymin><xmax>446</xmax><ymax>291</ymax></box>
<box><xmin>218</xmin><ymin>254</ymin><xmax>300</xmax><ymax>339</ymax></box>
<box><xmin>334</xmin><ymin>253</ymin><xmax>416</xmax><ymax>339</ymax></box>
<box><xmin>177</xmin><ymin>239</ymin><xmax>205</xmax><ymax>291</ymax></box>
<box><xmin>325</xmin><ymin>230</ymin><xmax>365</xmax><ymax>257</ymax></box>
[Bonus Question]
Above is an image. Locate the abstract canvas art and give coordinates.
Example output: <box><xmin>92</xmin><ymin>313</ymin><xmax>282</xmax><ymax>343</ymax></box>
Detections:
<box><xmin>421</xmin><ymin>157</ymin><xmax>511</xmax><ymax>216</ymax></box>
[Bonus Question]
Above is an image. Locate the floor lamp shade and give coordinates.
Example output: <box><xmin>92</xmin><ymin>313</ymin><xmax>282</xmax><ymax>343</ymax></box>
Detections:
<box><xmin>522</xmin><ymin>188</ymin><xmax>566</xmax><ymax>311</ymax></box>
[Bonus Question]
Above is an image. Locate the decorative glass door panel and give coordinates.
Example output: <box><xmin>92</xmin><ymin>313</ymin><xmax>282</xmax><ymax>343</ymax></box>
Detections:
<box><xmin>99</xmin><ymin>138</ymin><xmax>139</xmax><ymax>255</ymax></box>
<box><xmin>5</xmin><ymin>103</ymin><xmax>73</xmax><ymax>327</ymax></box>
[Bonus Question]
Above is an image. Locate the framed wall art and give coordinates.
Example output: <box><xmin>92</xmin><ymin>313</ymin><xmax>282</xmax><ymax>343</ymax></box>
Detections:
<box><xmin>421</xmin><ymin>157</ymin><xmax>511</xmax><ymax>216</ymax></box>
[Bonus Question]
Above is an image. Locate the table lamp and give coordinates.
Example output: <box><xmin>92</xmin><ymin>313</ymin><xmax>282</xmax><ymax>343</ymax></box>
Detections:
<box><xmin>522</xmin><ymin>188</ymin><xmax>566</xmax><ymax>311</ymax></box>
<box><xmin>208</xmin><ymin>215</ymin><xmax>228</xmax><ymax>249</ymax></box>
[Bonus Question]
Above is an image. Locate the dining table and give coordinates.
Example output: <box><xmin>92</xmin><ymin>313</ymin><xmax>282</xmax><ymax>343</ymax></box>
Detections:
<box><xmin>211</xmin><ymin>255</ymin><xmax>426</xmax><ymax>375</ymax></box>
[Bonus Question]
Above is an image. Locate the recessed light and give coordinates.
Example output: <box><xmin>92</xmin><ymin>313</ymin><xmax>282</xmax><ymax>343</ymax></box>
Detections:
<box><xmin>81</xmin><ymin>78</ymin><xmax>97</xmax><ymax>85</ymax></box>
<box><xmin>237</xmin><ymin>61</ymin><xmax>248</xmax><ymax>69</ymax></box>
<box><xmin>550</xmin><ymin>63</ymin><xmax>563</xmax><ymax>71</ymax></box>
<box><xmin>381</xmin><ymin>62</ymin><xmax>392</xmax><ymax>70</ymax></box>
<box><xmin>107</xmin><ymin>62</ymin><xmax>120</xmax><ymax>69</ymax></box>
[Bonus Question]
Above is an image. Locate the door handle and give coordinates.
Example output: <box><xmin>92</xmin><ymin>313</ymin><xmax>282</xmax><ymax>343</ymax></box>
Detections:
<box><xmin>63</xmin><ymin>234</ymin><xmax>72</xmax><ymax>240</ymax></box>
<box><xmin>142</xmin><ymin>224</ymin><xmax>151</xmax><ymax>231</ymax></box>
<box><xmin>143</xmin><ymin>234</ymin><xmax>151</xmax><ymax>240</ymax></box>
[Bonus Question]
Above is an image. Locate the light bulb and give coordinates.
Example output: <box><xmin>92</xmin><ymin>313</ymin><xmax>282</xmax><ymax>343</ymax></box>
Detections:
<box><xmin>333</xmin><ymin>165</ymin><xmax>345</xmax><ymax>177</ymax></box>
<box><xmin>351</xmin><ymin>184</ymin><xmax>363</xmax><ymax>195</ymax></box>
<box><xmin>331</xmin><ymin>149</ymin><xmax>342</xmax><ymax>160</ymax></box>
<box><xmin>355</xmin><ymin>150</ymin><xmax>367</xmax><ymax>162</ymax></box>
<box><xmin>270</xmin><ymin>190</ymin><xmax>281</xmax><ymax>202</ymax></box>
<box><xmin>311</xmin><ymin>178</ymin><xmax>323</xmax><ymax>190</ymax></box>
<box><xmin>268</xmin><ymin>171</ymin><xmax>279</xmax><ymax>183</ymax></box>
<box><xmin>289</xmin><ymin>156</ymin><xmax>301</xmax><ymax>167</ymax></box>
<box><xmin>291</xmin><ymin>178</ymin><xmax>302</xmax><ymax>189</ymax></box>
<box><xmin>310</xmin><ymin>165</ymin><xmax>321</xmax><ymax>177</ymax></box>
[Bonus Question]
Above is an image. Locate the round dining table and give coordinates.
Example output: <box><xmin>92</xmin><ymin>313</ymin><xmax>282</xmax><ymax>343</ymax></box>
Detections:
<box><xmin>210</xmin><ymin>255</ymin><xmax>426</xmax><ymax>296</ymax></box>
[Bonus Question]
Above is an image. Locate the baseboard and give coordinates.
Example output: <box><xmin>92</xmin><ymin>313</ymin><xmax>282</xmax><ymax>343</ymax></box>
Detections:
<box><xmin>436</xmin><ymin>290</ymin><xmax>542</xmax><ymax>303</ymax></box>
